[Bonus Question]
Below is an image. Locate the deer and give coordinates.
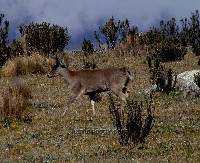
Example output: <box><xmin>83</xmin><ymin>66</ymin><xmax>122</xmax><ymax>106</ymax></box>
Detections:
<box><xmin>47</xmin><ymin>55</ymin><xmax>133</xmax><ymax>116</ymax></box>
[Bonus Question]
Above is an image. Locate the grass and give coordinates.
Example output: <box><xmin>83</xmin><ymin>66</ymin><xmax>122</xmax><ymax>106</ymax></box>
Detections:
<box><xmin>1</xmin><ymin>53</ymin><xmax>51</xmax><ymax>77</ymax></box>
<box><xmin>0</xmin><ymin>78</ymin><xmax>32</xmax><ymax>125</ymax></box>
<box><xmin>0</xmin><ymin>51</ymin><xmax>200</xmax><ymax>162</ymax></box>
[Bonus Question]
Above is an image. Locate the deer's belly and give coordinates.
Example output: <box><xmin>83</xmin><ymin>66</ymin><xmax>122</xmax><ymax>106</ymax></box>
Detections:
<box><xmin>85</xmin><ymin>87</ymin><xmax>109</xmax><ymax>95</ymax></box>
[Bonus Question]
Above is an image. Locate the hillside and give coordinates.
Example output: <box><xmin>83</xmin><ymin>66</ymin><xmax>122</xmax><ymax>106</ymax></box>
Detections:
<box><xmin>0</xmin><ymin>50</ymin><xmax>200</xmax><ymax>162</ymax></box>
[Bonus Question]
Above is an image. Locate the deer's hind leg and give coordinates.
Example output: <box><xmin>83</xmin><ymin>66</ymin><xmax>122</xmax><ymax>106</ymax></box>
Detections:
<box><xmin>122</xmin><ymin>86</ymin><xmax>130</xmax><ymax>97</ymax></box>
<box><xmin>88</xmin><ymin>92</ymin><xmax>97</xmax><ymax>115</ymax></box>
<box><xmin>110</xmin><ymin>87</ymin><xmax>128</xmax><ymax>115</ymax></box>
<box><xmin>122</xmin><ymin>77</ymin><xmax>131</xmax><ymax>97</ymax></box>
<box><xmin>111</xmin><ymin>87</ymin><xmax>128</xmax><ymax>102</ymax></box>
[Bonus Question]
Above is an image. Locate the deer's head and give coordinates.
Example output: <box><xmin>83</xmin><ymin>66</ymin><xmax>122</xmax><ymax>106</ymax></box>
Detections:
<box><xmin>48</xmin><ymin>55</ymin><xmax>66</xmax><ymax>78</ymax></box>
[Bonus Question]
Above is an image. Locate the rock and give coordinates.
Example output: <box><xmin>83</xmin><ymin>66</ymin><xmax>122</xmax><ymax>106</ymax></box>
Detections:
<box><xmin>145</xmin><ymin>69</ymin><xmax>200</xmax><ymax>96</ymax></box>
<box><xmin>175</xmin><ymin>70</ymin><xmax>200</xmax><ymax>95</ymax></box>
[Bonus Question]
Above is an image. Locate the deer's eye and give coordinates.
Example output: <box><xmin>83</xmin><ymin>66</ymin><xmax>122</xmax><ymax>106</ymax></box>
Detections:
<box><xmin>52</xmin><ymin>64</ymin><xmax>59</xmax><ymax>70</ymax></box>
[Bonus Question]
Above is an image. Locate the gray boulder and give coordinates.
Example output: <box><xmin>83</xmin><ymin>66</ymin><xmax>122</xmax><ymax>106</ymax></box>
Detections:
<box><xmin>175</xmin><ymin>70</ymin><xmax>200</xmax><ymax>95</ymax></box>
<box><xmin>145</xmin><ymin>70</ymin><xmax>200</xmax><ymax>96</ymax></box>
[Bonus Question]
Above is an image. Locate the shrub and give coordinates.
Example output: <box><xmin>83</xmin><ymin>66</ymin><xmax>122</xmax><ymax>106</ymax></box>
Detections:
<box><xmin>187</xmin><ymin>10</ymin><xmax>200</xmax><ymax>56</ymax></box>
<box><xmin>198</xmin><ymin>59</ymin><xmax>200</xmax><ymax>65</ymax></box>
<box><xmin>82</xmin><ymin>56</ymin><xmax>97</xmax><ymax>69</ymax></box>
<box><xmin>194</xmin><ymin>72</ymin><xmax>200</xmax><ymax>88</ymax></box>
<box><xmin>99</xmin><ymin>17</ymin><xmax>119</xmax><ymax>49</ymax></box>
<box><xmin>141</xmin><ymin>17</ymin><xmax>188</xmax><ymax>62</ymax></box>
<box><xmin>109</xmin><ymin>94</ymin><xmax>155</xmax><ymax>146</ymax></box>
<box><xmin>114</xmin><ymin>27</ymin><xmax>139</xmax><ymax>56</ymax></box>
<box><xmin>192</xmin><ymin>44</ymin><xmax>200</xmax><ymax>56</ymax></box>
<box><xmin>143</xmin><ymin>23</ymin><xmax>187</xmax><ymax>62</ymax></box>
<box><xmin>1</xmin><ymin>53</ymin><xmax>51</xmax><ymax>77</ymax></box>
<box><xmin>94</xmin><ymin>17</ymin><xmax>138</xmax><ymax>50</ymax></box>
<box><xmin>149</xmin><ymin>58</ymin><xmax>177</xmax><ymax>94</ymax></box>
<box><xmin>151</xmin><ymin>40</ymin><xmax>187</xmax><ymax>62</ymax></box>
<box><xmin>10</xmin><ymin>39</ymin><xmax>24</xmax><ymax>57</ymax></box>
<box><xmin>150</xmin><ymin>10</ymin><xmax>200</xmax><ymax>58</ymax></box>
<box><xmin>0</xmin><ymin>78</ymin><xmax>32</xmax><ymax>125</ymax></box>
<box><xmin>0</xmin><ymin>14</ymin><xmax>10</xmax><ymax>67</ymax></box>
<box><xmin>82</xmin><ymin>38</ymin><xmax>94</xmax><ymax>57</ymax></box>
<box><xmin>19</xmin><ymin>22</ymin><xmax>70</xmax><ymax>56</ymax></box>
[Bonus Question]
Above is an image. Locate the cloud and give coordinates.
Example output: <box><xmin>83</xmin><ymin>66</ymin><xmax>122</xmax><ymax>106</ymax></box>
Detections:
<box><xmin>0</xmin><ymin>0</ymin><xmax>200</xmax><ymax>49</ymax></box>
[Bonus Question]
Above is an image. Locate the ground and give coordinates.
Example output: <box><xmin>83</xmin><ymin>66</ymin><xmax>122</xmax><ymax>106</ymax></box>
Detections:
<box><xmin>0</xmin><ymin>51</ymin><xmax>200</xmax><ymax>162</ymax></box>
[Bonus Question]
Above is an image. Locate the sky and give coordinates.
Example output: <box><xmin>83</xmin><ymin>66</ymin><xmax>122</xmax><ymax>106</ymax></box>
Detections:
<box><xmin>0</xmin><ymin>0</ymin><xmax>200</xmax><ymax>49</ymax></box>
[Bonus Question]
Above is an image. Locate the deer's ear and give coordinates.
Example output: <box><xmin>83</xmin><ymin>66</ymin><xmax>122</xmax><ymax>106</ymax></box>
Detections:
<box><xmin>60</xmin><ymin>58</ymin><xmax>68</xmax><ymax>68</ymax></box>
<box><xmin>58</xmin><ymin>52</ymin><xmax>68</xmax><ymax>68</ymax></box>
<box><xmin>49</xmin><ymin>54</ymin><xmax>60</xmax><ymax>66</ymax></box>
<box><xmin>55</xmin><ymin>54</ymin><xmax>60</xmax><ymax>65</ymax></box>
<box><xmin>50</xmin><ymin>51</ymin><xmax>68</xmax><ymax>67</ymax></box>
<box><xmin>49</xmin><ymin>56</ymin><xmax>55</xmax><ymax>65</ymax></box>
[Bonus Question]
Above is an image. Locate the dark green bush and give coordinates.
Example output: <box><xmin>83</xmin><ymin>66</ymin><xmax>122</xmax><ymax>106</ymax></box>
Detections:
<box><xmin>19</xmin><ymin>22</ymin><xmax>70</xmax><ymax>56</ymax></box>
<box><xmin>192</xmin><ymin>44</ymin><xmax>200</xmax><ymax>56</ymax></box>
<box><xmin>109</xmin><ymin>94</ymin><xmax>155</xmax><ymax>146</ymax></box>
<box><xmin>0</xmin><ymin>14</ymin><xmax>10</xmax><ymax>67</ymax></box>
<box><xmin>94</xmin><ymin>17</ymin><xmax>138</xmax><ymax>50</ymax></box>
<box><xmin>10</xmin><ymin>39</ymin><xmax>24</xmax><ymax>57</ymax></box>
<box><xmin>198</xmin><ymin>58</ymin><xmax>200</xmax><ymax>65</ymax></box>
<box><xmin>188</xmin><ymin>10</ymin><xmax>200</xmax><ymax>56</ymax></box>
<box><xmin>151</xmin><ymin>40</ymin><xmax>187</xmax><ymax>62</ymax></box>
<box><xmin>149</xmin><ymin>58</ymin><xmax>177</xmax><ymax>94</ymax></box>
<box><xmin>82</xmin><ymin>56</ymin><xmax>97</xmax><ymax>69</ymax></box>
<box><xmin>82</xmin><ymin>38</ymin><xmax>94</xmax><ymax>57</ymax></box>
<box><xmin>194</xmin><ymin>72</ymin><xmax>200</xmax><ymax>88</ymax></box>
<box><xmin>99</xmin><ymin>17</ymin><xmax>119</xmax><ymax>49</ymax></box>
<box><xmin>141</xmin><ymin>17</ymin><xmax>187</xmax><ymax>62</ymax></box>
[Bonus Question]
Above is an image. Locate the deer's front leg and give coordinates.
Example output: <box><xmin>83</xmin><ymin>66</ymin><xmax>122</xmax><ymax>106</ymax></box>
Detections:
<box><xmin>62</xmin><ymin>95</ymin><xmax>77</xmax><ymax>116</ymax></box>
<box><xmin>62</xmin><ymin>83</ymin><xmax>84</xmax><ymax>116</ymax></box>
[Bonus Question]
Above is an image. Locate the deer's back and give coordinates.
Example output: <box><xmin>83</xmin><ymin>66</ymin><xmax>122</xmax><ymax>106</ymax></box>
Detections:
<box><xmin>71</xmin><ymin>67</ymin><xmax>130</xmax><ymax>91</ymax></box>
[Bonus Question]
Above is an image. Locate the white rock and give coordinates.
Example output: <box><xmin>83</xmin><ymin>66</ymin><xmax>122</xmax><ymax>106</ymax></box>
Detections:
<box><xmin>175</xmin><ymin>70</ymin><xmax>200</xmax><ymax>95</ymax></box>
<box><xmin>145</xmin><ymin>70</ymin><xmax>200</xmax><ymax>95</ymax></box>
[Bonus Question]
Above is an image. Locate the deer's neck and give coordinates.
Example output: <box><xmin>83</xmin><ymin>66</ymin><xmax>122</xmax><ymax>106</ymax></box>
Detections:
<box><xmin>58</xmin><ymin>68</ymin><xmax>73</xmax><ymax>84</ymax></box>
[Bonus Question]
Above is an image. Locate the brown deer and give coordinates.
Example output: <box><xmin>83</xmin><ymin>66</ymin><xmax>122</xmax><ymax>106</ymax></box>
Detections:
<box><xmin>48</xmin><ymin>55</ymin><xmax>133</xmax><ymax>116</ymax></box>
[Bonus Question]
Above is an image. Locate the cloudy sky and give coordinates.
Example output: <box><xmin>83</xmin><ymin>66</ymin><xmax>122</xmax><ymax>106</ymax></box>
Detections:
<box><xmin>0</xmin><ymin>0</ymin><xmax>200</xmax><ymax>49</ymax></box>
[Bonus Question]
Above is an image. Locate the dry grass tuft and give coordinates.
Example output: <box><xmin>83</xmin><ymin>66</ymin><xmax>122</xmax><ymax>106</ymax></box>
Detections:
<box><xmin>1</xmin><ymin>53</ymin><xmax>51</xmax><ymax>77</ymax></box>
<box><xmin>0</xmin><ymin>77</ymin><xmax>32</xmax><ymax>123</ymax></box>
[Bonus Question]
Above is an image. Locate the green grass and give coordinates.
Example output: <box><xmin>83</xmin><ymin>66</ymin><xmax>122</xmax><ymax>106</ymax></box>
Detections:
<box><xmin>0</xmin><ymin>52</ymin><xmax>200</xmax><ymax>162</ymax></box>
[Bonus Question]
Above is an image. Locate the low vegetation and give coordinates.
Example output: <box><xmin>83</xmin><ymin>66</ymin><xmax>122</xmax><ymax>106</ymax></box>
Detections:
<box><xmin>82</xmin><ymin>38</ymin><xmax>94</xmax><ymax>57</ymax></box>
<box><xmin>0</xmin><ymin>14</ymin><xmax>10</xmax><ymax>66</ymax></box>
<box><xmin>19</xmin><ymin>22</ymin><xmax>70</xmax><ymax>56</ymax></box>
<box><xmin>0</xmin><ymin>51</ymin><xmax>199</xmax><ymax>162</ymax></box>
<box><xmin>0</xmin><ymin>9</ymin><xmax>200</xmax><ymax>162</ymax></box>
<box><xmin>1</xmin><ymin>53</ymin><xmax>51</xmax><ymax>77</ymax></box>
<box><xmin>0</xmin><ymin>78</ymin><xmax>32</xmax><ymax>126</ymax></box>
<box><xmin>149</xmin><ymin>58</ymin><xmax>177</xmax><ymax>94</ymax></box>
<box><xmin>109</xmin><ymin>94</ymin><xmax>154</xmax><ymax>146</ymax></box>
<box><xmin>194</xmin><ymin>72</ymin><xmax>200</xmax><ymax>87</ymax></box>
